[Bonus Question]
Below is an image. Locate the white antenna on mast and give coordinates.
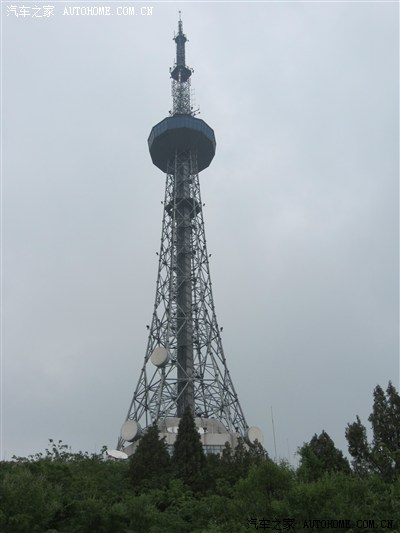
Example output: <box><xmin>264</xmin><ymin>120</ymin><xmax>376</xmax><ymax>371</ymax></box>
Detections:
<box><xmin>270</xmin><ymin>406</ymin><xmax>278</xmax><ymax>462</ymax></box>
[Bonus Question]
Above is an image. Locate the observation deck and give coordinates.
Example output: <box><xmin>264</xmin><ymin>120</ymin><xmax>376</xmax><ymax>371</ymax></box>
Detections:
<box><xmin>148</xmin><ymin>115</ymin><xmax>216</xmax><ymax>174</ymax></box>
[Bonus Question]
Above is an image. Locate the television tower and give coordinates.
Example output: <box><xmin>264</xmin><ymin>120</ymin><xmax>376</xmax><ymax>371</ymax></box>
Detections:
<box><xmin>118</xmin><ymin>15</ymin><xmax>263</xmax><ymax>454</ymax></box>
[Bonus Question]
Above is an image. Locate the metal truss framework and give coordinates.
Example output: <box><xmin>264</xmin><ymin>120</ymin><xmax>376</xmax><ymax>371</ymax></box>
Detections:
<box><xmin>118</xmin><ymin>149</ymin><xmax>248</xmax><ymax>449</ymax></box>
<box><xmin>172</xmin><ymin>79</ymin><xmax>191</xmax><ymax>115</ymax></box>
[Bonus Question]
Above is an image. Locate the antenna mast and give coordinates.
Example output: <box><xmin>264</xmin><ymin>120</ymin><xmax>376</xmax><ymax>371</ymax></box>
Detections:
<box><xmin>170</xmin><ymin>12</ymin><xmax>193</xmax><ymax>116</ymax></box>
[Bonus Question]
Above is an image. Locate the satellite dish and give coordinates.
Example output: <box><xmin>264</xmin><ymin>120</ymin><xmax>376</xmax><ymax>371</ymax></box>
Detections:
<box><xmin>245</xmin><ymin>426</ymin><xmax>264</xmax><ymax>446</ymax></box>
<box><xmin>121</xmin><ymin>419</ymin><xmax>142</xmax><ymax>442</ymax></box>
<box><xmin>106</xmin><ymin>449</ymin><xmax>128</xmax><ymax>460</ymax></box>
<box><xmin>151</xmin><ymin>346</ymin><xmax>169</xmax><ymax>367</ymax></box>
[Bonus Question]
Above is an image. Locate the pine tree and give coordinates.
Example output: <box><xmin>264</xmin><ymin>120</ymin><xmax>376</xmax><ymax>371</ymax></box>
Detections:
<box><xmin>297</xmin><ymin>430</ymin><xmax>350</xmax><ymax>481</ymax></box>
<box><xmin>345</xmin><ymin>415</ymin><xmax>370</xmax><ymax>476</ymax></box>
<box><xmin>346</xmin><ymin>381</ymin><xmax>400</xmax><ymax>480</ymax></box>
<box><xmin>129</xmin><ymin>422</ymin><xmax>170</xmax><ymax>490</ymax></box>
<box><xmin>172</xmin><ymin>406</ymin><xmax>205</xmax><ymax>490</ymax></box>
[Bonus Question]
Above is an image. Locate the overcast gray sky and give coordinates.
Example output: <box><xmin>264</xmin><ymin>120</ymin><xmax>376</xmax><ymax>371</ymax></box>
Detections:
<box><xmin>2</xmin><ymin>1</ymin><xmax>398</xmax><ymax>463</ymax></box>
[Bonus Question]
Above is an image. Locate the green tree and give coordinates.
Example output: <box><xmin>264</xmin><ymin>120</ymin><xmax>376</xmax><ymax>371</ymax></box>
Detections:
<box><xmin>297</xmin><ymin>430</ymin><xmax>350</xmax><ymax>481</ymax></box>
<box><xmin>129</xmin><ymin>422</ymin><xmax>171</xmax><ymax>490</ymax></box>
<box><xmin>369</xmin><ymin>382</ymin><xmax>400</xmax><ymax>478</ymax></box>
<box><xmin>172</xmin><ymin>406</ymin><xmax>205</xmax><ymax>490</ymax></box>
<box><xmin>346</xmin><ymin>381</ymin><xmax>400</xmax><ymax>480</ymax></box>
<box><xmin>0</xmin><ymin>464</ymin><xmax>62</xmax><ymax>532</ymax></box>
<box><xmin>204</xmin><ymin>438</ymin><xmax>268</xmax><ymax>494</ymax></box>
<box><xmin>235</xmin><ymin>459</ymin><xmax>294</xmax><ymax>518</ymax></box>
<box><xmin>345</xmin><ymin>415</ymin><xmax>371</xmax><ymax>476</ymax></box>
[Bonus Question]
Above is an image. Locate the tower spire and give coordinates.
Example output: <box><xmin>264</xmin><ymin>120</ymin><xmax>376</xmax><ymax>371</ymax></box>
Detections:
<box><xmin>170</xmin><ymin>14</ymin><xmax>193</xmax><ymax>115</ymax></box>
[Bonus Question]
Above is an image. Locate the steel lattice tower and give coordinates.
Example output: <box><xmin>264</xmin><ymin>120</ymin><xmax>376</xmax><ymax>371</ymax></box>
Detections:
<box><xmin>117</xmin><ymin>16</ymin><xmax>263</xmax><ymax>454</ymax></box>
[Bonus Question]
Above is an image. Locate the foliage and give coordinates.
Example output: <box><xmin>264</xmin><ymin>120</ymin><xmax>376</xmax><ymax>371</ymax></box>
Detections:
<box><xmin>129</xmin><ymin>422</ymin><xmax>171</xmax><ymax>491</ymax></box>
<box><xmin>2</xmin><ymin>449</ymin><xmax>400</xmax><ymax>533</ymax></box>
<box><xmin>297</xmin><ymin>430</ymin><xmax>351</xmax><ymax>481</ymax></box>
<box><xmin>345</xmin><ymin>415</ymin><xmax>371</xmax><ymax>476</ymax></box>
<box><xmin>346</xmin><ymin>381</ymin><xmax>400</xmax><ymax>480</ymax></box>
<box><xmin>204</xmin><ymin>438</ymin><xmax>268</xmax><ymax>490</ymax></box>
<box><xmin>0</xmin><ymin>464</ymin><xmax>62</xmax><ymax>532</ymax></box>
<box><xmin>235</xmin><ymin>458</ymin><xmax>294</xmax><ymax>517</ymax></box>
<box><xmin>172</xmin><ymin>406</ymin><xmax>206</xmax><ymax>491</ymax></box>
<box><xmin>2</xmin><ymin>383</ymin><xmax>399</xmax><ymax>530</ymax></box>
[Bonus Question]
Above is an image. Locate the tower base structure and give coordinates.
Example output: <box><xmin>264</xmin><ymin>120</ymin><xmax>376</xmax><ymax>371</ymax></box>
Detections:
<box><xmin>124</xmin><ymin>417</ymin><xmax>239</xmax><ymax>456</ymax></box>
<box><xmin>121</xmin><ymin>416</ymin><xmax>264</xmax><ymax>456</ymax></box>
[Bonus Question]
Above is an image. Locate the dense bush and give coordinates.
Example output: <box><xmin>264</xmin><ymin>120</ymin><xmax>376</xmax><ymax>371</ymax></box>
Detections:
<box><xmin>1</xmin><ymin>384</ymin><xmax>399</xmax><ymax>532</ymax></box>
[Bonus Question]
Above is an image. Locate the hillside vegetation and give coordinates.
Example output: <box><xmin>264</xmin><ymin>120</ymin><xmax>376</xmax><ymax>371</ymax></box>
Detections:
<box><xmin>1</xmin><ymin>383</ymin><xmax>399</xmax><ymax>532</ymax></box>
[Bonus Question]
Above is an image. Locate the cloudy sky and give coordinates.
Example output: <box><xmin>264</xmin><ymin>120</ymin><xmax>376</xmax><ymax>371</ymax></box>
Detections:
<box><xmin>2</xmin><ymin>1</ymin><xmax>398</xmax><ymax>463</ymax></box>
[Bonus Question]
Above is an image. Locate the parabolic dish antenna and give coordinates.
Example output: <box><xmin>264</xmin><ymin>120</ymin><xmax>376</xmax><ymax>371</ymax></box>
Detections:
<box><xmin>150</xmin><ymin>346</ymin><xmax>169</xmax><ymax>367</ymax></box>
<box><xmin>121</xmin><ymin>419</ymin><xmax>142</xmax><ymax>442</ymax></box>
<box><xmin>106</xmin><ymin>449</ymin><xmax>128</xmax><ymax>460</ymax></box>
<box><xmin>246</xmin><ymin>426</ymin><xmax>264</xmax><ymax>446</ymax></box>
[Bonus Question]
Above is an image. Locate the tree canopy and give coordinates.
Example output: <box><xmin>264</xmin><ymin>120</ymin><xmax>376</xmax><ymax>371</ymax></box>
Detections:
<box><xmin>129</xmin><ymin>422</ymin><xmax>170</xmax><ymax>491</ymax></box>
<box><xmin>1</xmin><ymin>382</ymin><xmax>399</xmax><ymax>531</ymax></box>
<box><xmin>297</xmin><ymin>430</ymin><xmax>351</xmax><ymax>481</ymax></box>
<box><xmin>171</xmin><ymin>406</ymin><xmax>206</xmax><ymax>490</ymax></box>
<box><xmin>346</xmin><ymin>381</ymin><xmax>400</xmax><ymax>481</ymax></box>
